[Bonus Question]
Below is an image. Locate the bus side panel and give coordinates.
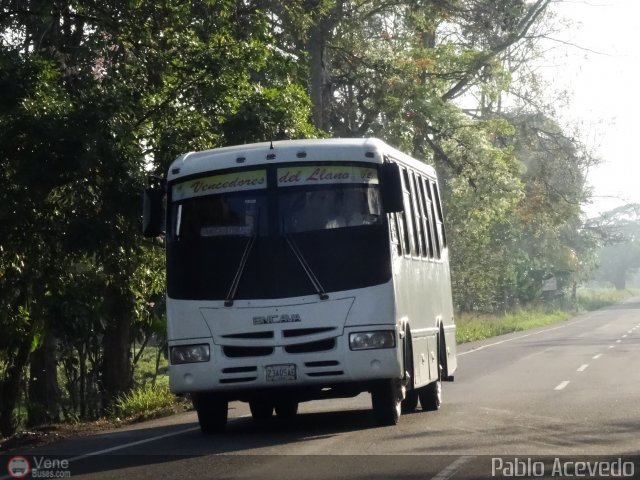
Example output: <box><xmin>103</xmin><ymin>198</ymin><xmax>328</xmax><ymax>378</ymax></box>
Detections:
<box><xmin>439</xmin><ymin>250</ymin><xmax>458</xmax><ymax>376</ymax></box>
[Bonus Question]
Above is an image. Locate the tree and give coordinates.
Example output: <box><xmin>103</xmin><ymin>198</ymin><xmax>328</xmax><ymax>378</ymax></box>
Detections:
<box><xmin>591</xmin><ymin>205</ymin><xmax>640</xmax><ymax>290</ymax></box>
<box><xmin>1</xmin><ymin>0</ymin><xmax>317</xmax><ymax>433</ymax></box>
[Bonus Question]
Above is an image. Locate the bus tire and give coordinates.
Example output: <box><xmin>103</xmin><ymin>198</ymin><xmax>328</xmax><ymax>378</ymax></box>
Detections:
<box><xmin>401</xmin><ymin>331</ymin><xmax>419</xmax><ymax>414</ymax></box>
<box><xmin>371</xmin><ymin>379</ymin><xmax>402</xmax><ymax>426</ymax></box>
<box><xmin>402</xmin><ymin>389</ymin><xmax>419</xmax><ymax>414</ymax></box>
<box><xmin>275</xmin><ymin>400</ymin><xmax>299</xmax><ymax>419</ymax></box>
<box><xmin>195</xmin><ymin>393</ymin><xmax>228</xmax><ymax>434</ymax></box>
<box><xmin>249</xmin><ymin>400</ymin><xmax>274</xmax><ymax>420</ymax></box>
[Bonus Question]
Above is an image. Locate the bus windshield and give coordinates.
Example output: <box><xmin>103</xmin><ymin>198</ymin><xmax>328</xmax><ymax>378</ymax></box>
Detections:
<box><xmin>166</xmin><ymin>163</ymin><xmax>391</xmax><ymax>301</ymax></box>
<box><xmin>171</xmin><ymin>193</ymin><xmax>267</xmax><ymax>240</ymax></box>
<box><xmin>280</xmin><ymin>185</ymin><xmax>383</xmax><ymax>233</ymax></box>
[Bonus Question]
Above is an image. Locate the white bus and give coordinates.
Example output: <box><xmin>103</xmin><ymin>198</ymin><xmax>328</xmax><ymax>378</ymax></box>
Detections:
<box><xmin>143</xmin><ymin>138</ymin><xmax>457</xmax><ymax>433</ymax></box>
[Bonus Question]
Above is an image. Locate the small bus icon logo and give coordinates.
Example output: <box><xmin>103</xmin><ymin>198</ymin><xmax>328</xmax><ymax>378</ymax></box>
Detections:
<box><xmin>7</xmin><ymin>456</ymin><xmax>30</xmax><ymax>478</ymax></box>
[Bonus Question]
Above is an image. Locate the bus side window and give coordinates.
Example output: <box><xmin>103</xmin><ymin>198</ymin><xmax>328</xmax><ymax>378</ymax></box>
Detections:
<box><xmin>432</xmin><ymin>181</ymin><xmax>447</xmax><ymax>248</ymax></box>
<box><xmin>389</xmin><ymin>213</ymin><xmax>402</xmax><ymax>256</ymax></box>
<box><xmin>415</xmin><ymin>175</ymin><xmax>429</xmax><ymax>259</ymax></box>
<box><xmin>427</xmin><ymin>180</ymin><xmax>442</xmax><ymax>259</ymax></box>
<box><xmin>401</xmin><ymin>168</ymin><xmax>416</xmax><ymax>257</ymax></box>
<box><xmin>410</xmin><ymin>171</ymin><xmax>426</xmax><ymax>258</ymax></box>
<box><xmin>423</xmin><ymin>177</ymin><xmax>436</xmax><ymax>259</ymax></box>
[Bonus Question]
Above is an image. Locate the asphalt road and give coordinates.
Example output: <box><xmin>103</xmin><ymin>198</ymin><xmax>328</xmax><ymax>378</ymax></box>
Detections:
<box><xmin>3</xmin><ymin>300</ymin><xmax>640</xmax><ymax>479</ymax></box>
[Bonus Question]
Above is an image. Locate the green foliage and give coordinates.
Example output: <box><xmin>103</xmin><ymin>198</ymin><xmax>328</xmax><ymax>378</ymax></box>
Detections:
<box><xmin>0</xmin><ymin>0</ymin><xmax>600</xmax><ymax>434</ymax></box>
<box><xmin>590</xmin><ymin>205</ymin><xmax>640</xmax><ymax>290</ymax></box>
<box><xmin>110</xmin><ymin>385</ymin><xmax>178</xmax><ymax>421</ymax></box>
<box><xmin>575</xmin><ymin>288</ymin><xmax>636</xmax><ymax>311</ymax></box>
<box><xmin>456</xmin><ymin>309</ymin><xmax>570</xmax><ymax>344</ymax></box>
<box><xmin>0</xmin><ymin>0</ymin><xmax>317</xmax><ymax>433</ymax></box>
<box><xmin>456</xmin><ymin>288</ymin><xmax>634</xmax><ymax>344</ymax></box>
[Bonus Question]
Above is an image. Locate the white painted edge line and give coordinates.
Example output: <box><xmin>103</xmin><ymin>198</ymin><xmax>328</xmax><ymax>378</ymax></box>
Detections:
<box><xmin>431</xmin><ymin>455</ymin><xmax>477</xmax><ymax>480</ymax></box>
<box><xmin>577</xmin><ymin>364</ymin><xmax>589</xmax><ymax>372</ymax></box>
<box><xmin>67</xmin><ymin>425</ymin><xmax>201</xmax><ymax>463</ymax></box>
<box><xmin>458</xmin><ymin>323</ymin><xmax>575</xmax><ymax>356</ymax></box>
<box><xmin>593</xmin><ymin>354</ymin><xmax>603</xmax><ymax>360</ymax></box>
<box><xmin>0</xmin><ymin>426</ymin><xmax>202</xmax><ymax>480</ymax></box>
<box><xmin>554</xmin><ymin>381</ymin><xmax>570</xmax><ymax>391</ymax></box>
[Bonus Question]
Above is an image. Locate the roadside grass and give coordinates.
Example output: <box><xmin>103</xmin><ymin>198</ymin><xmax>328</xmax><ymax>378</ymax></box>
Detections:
<box><xmin>575</xmin><ymin>288</ymin><xmax>636</xmax><ymax>311</ymax></box>
<box><xmin>110</xmin><ymin>345</ymin><xmax>188</xmax><ymax>422</ymax></box>
<box><xmin>456</xmin><ymin>309</ymin><xmax>570</xmax><ymax>344</ymax></box>
<box><xmin>456</xmin><ymin>288</ymin><xmax>637</xmax><ymax>344</ymax></box>
<box><xmin>110</xmin><ymin>384</ymin><xmax>185</xmax><ymax>421</ymax></box>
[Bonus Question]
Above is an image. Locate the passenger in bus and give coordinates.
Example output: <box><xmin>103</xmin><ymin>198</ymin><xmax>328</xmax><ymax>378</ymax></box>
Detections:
<box><xmin>334</xmin><ymin>189</ymin><xmax>371</xmax><ymax>227</ymax></box>
<box><xmin>290</xmin><ymin>191</ymin><xmax>340</xmax><ymax>231</ymax></box>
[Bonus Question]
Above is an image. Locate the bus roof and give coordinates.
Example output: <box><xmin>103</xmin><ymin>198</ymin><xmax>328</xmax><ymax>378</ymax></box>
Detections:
<box><xmin>168</xmin><ymin>138</ymin><xmax>436</xmax><ymax>181</ymax></box>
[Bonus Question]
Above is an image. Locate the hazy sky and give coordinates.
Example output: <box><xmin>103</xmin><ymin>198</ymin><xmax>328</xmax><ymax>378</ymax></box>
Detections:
<box><xmin>540</xmin><ymin>0</ymin><xmax>640</xmax><ymax>217</ymax></box>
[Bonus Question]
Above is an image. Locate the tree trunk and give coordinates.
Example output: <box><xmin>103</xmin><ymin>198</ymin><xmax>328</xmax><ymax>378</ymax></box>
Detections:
<box><xmin>27</xmin><ymin>330</ymin><xmax>61</xmax><ymax>427</ymax></box>
<box><xmin>0</xmin><ymin>336</ymin><xmax>32</xmax><ymax>435</ymax></box>
<box><xmin>100</xmin><ymin>284</ymin><xmax>133</xmax><ymax>410</ymax></box>
<box><xmin>306</xmin><ymin>0</ymin><xmax>342</xmax><ymax>132</ymax></box>
<box><xmin>307</xmin><ymin>18</ymin><xmax>330</xmax><ymax>131</ymax></box>
<box><xmin>612</xmin><ymin>272</ymin><xmax>627</xmax><ymax>290</ymax></box>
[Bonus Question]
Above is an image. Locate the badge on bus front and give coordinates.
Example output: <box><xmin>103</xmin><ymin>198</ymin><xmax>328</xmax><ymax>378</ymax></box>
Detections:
<box><xmin>266</xmin><ymin>364</ymin><xmax>297</xmax><ymax>382</ymax></box>
<box><xmin>253</xmin><ymin>314</ymin><xmax>301</xmax><ymax>325</ymax></box>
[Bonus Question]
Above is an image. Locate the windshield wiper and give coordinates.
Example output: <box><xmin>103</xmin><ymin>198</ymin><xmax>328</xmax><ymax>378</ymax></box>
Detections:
<box><xmin>224</xmin><ymin>234</ymin><xmax>256</xmax><ymax>307</ymax></box>
<box><xmin>282</xmin><ymin>222</ymin><xmax>329</xmax><ymax>301</ymax></box>
<box><xmin>225</xmin><ymin>209</ymin><xmax>260</xmax><ymax>307</ymax></box>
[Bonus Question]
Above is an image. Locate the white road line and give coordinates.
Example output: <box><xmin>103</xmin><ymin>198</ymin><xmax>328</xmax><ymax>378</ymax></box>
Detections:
<box><xmin>67</xmin><ymin>425</ymin><xmax>201</xmax><ymax>463</ymax></box>
<box><xmin>0</xmin><ymin>425</ymin><xmax>202</xmax><ymax>480</ymax></box>
<box><xmin>622</xmin><ymin>335</ymin><xmax>628</xmax><ymax>338</ymax></box>
<box><xmin>609</xmin><ymin>345</ymin><xmax>615</xmax><ymax>349</ymax></box>
<box><xmin>431</xmin><ymin>455</ymin><xmax>476</xmax><ymax>480</ymax></box>
<box><xmin>616</xmin><ymin>340</ymin><xmax>622</xmax><ymax>343</ymax></box>
<box><xmin>577</xmin><ymin>364</ymin><xmax>589</xmax><ymax>372</ymax></box>
<box><xmin>593</xmin><ymin>354</ymin><xmax>603</xmax><ymax>360</ymax></box>
<box><xmin>554</xmin><ymin>381</ymin><xmax>570</xmax><ymax>391</ymax></box>
<box><xmin>458</xmin><ymin>323</ymin><xmax>578</xmax><ymax>356</ymax></box>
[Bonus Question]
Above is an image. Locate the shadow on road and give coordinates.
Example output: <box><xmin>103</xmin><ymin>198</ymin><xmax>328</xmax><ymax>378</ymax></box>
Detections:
<box><xmin>14</xmin><ymin>407</ymin><xmax>414</xmax><ymax>477</ymax></box>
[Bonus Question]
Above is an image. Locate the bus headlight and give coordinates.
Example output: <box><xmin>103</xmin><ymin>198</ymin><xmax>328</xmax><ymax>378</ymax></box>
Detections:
<box><xmin>170</xmin><ymin>344</ymin><xmax>210</xmax><ymax>364</ymax></box>
<box><xmin>349</xmin><ymin>331</ymin><xmax>396</xmax><ymax>351</ymax></box>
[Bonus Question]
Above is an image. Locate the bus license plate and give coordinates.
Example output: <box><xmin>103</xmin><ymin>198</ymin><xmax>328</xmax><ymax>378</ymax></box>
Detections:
<box><xmin>266</xmin><ymin>364</ymin><xmax>296</xmax><ymax>382</ymax></box>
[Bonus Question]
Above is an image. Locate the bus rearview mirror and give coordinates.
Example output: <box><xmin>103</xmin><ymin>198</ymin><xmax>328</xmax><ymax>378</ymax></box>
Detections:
<box><xmin>380</xmin><ymin>163</ymin><xmax>404</xmax><ymax>213</ymax></box>
<box><xmin>143</xmin><ymin>186</ymin><xmax>164</xmax><ymax>237</ymax></box>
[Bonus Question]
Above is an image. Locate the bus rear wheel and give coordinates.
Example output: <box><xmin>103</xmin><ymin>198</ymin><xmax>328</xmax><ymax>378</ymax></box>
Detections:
<box><xmin>402</xmin><ymin>390</ymin><xmax>419</xmax><ymax>413</ymax></box>
<box><xmin>371</xmin><ymin>379</ymin><xmax>402</xmax><ymax>426</ymax></box>
<box><xmin>418</xmin><ymin>376</ymin><xmax>442</xmax><ymax>411</ymax></box>
<box><xmin>194</xmin><ymin>393</ymin><xmax>228</xmax><ymax>434</ymax></box>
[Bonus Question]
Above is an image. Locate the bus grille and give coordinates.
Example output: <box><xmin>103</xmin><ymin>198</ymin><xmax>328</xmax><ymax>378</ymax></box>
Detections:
<box><xmin>285</xmin><ymin>338</ymin><xmax>335</xmax><ymax>354</ymax></box>
<box><xmin>223</xmin><ymin>346</ymin><xmax>274</xmax><ymax>358</ymax></box>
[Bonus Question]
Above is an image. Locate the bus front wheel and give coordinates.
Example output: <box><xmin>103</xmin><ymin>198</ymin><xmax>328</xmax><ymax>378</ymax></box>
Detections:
<box><xmin>194</xmin><ymin>393</ymin><xmax>228</xmax><ymax>434</ymax></box>
<box><xmin>371</xmin><ymin>379</ymin><xmax>402</xmax><ymax>426</ymax></box>
<box><xmin>401</xmin><ymin>330</ymin><xmax>419</xmax><ymax>414</ymax></box>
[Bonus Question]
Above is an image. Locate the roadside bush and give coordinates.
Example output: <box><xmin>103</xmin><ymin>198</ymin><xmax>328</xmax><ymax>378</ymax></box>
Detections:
<box><xmin>110</xmin><ymin>385</ymin><xmax>179</xmax><ymax>421</ymax></box>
